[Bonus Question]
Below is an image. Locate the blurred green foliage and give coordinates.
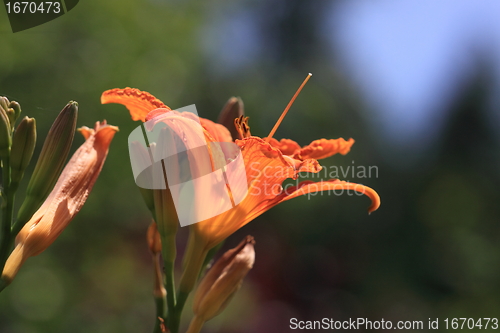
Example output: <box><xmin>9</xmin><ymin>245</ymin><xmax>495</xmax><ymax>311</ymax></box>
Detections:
<box><xmin>1</xmin><ymin>0</ymin><xmax>500</xmax><ymax>332</ymax></box>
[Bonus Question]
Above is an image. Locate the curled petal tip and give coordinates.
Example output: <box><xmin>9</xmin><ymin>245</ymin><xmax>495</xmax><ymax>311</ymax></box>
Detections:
<box><xmin>366</xmin><ymin>191</ymin><xmax>380</xmax><ymax>214</ymax></box>
<box><xmin>334</xmin><ymin>180</ymin><xmax>380</xmax><ymax>214</ymax></box>
<box><xmin>77</xmin><ymin>126</ymin><xmax>92</xmax><ymax>139</ymax></box>
<box><xmin>76</xmin><ymin>120</ymin><xmax>120</xmax><ymax>152</ymax></box>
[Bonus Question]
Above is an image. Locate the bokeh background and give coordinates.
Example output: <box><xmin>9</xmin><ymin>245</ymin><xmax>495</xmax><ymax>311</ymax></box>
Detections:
<box><xmin>2</xmin><ymin>0</ymin><xmax>500</xmax><ymax>332</ymax></box>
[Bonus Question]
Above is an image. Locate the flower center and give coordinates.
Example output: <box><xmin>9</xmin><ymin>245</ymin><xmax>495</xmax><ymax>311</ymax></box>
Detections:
<box><xmin>234</xmin><ymin>115</ymin><xmax>252</xmax><ymax>139</ymax></box>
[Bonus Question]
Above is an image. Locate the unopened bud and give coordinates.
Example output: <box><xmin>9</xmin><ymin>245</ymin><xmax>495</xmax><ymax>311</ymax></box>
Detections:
<box><xmin>0</xmin><ymin>100</ymin><xmax>12</xmax><ymax>158</ymax></box>
<box><xmin>8</xmin><ymin>101</ymin><xmax>22</xmax><ymax>124</ymax></box>
<box><xmin>0</xmin><ymin>96</ymin><xmax>9</xmax><ymax>111</ymax></box>
<box><xmin>217</xmin><ymin>97</ymin><xmax>244</xmax><ymax>141</ymax></box>
<box><xmin>10</xmin><ymin>117</ymin><xmax>36</xmax><ymax>186</ymax></box>
<box><xmin>192</xmin><ymin>236</ymin><xmax>255</xmax><ymax>323</ymax></box>
<box><xmin>3</xmin><ymin>121</ymin><xmax>118</xmax><ymax>284</ymax></box>
<box><xmin>0</xmin><ymin>97</ymin><xmax>17</xmax><ymax>129</ymax></box>
<box><xmin>16</xmin><ymin>101</ymin><xmax>78</xmax><ymax>225</ymax></box>
<box><xmin>147</xmin><ymin>222</ymin><xmax>162</xmax><ymax>255</ymax></box>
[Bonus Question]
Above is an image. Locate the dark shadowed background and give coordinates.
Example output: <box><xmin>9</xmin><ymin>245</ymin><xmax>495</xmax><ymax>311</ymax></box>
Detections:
<box><xmin>1</xmin><ymin>0</ymin><xmax>500</xmax><ymax>332</ymax></box>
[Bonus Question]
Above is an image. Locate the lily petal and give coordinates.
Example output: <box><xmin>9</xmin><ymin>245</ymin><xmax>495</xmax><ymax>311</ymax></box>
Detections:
<box><xmin>267</xmin><ymin>138</ymin><xmax>302</xmax><ymax>156</ymax></box>
<box><xmin>199</xmin><ymin>118</ymin><xmax>233</xmax><ymax>143</ymax></box>
<box><xmin>294</xmin><ymin>138</ymin><xmax>355</xmax><ymax>160</ymax></box>
<box><xmin>101</xmin><ymin>88</ymin><xmax>169</xmax><ymax>121</ymax></box>
<box><xmin>249</xmin><ymin>179</ymin><xmax>381</xmax><ymax>221</ymax></box>
<box><xmin>269</xmin><ymin>137</ymin><xmax>355</xmax><ymax>160</ymax></box>
<box><xmin>147</xmin><ymin>108</ymin><xmax>233</xmax><ymax>144</ymax></box>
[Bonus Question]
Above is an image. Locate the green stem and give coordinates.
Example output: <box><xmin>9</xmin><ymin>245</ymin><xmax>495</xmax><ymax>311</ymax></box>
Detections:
<box><xmin>168</xmin><ymin>233</ymin><xmax>209</xmax><ymax>333</ymax></box>
<box><xmin>179</xmin><ymin>233</ymin><xmax>209</xmax><ymax>295</ymax></box>
<box><xmin>164</xmin><ymin>241</ymin><xmax>207</xmax><ymax>333</ymax></box>
<box><xmin>174</xmin><ymin>290</ymin><xmax>190</xmax><ymax>329</ymax></box>
<box><xmin>153</xmin><ymin>253</ymin><xmax>167</xmax><ymax>333</ymax></box>
<box><xmin>0</xmin><ymin>196</ymin><xmax>13</xmax><ymax>268</ymax></box>
<box><xmin>0</xmin><ymin>278</ymin><xmax>7</xmax><ymax>292</ymax></box>
<box><xmin>168</xmin><ymin>290</ymin><xmax>190</xmax><ymax>333</ymax></box>
<box><xmin>153</xmin><ymin>295</ymin><xmax>167</xmax><ymax>333</ymax></box>
<box><xmin>10</xmin><ymin>208</ymin><xmax>25</xmax><ymax>236</ymax></box>
<box><xmin>0</xmin><ymin>156</ymin><xmax>14</xmax><ymax>278</ymax></box>
<box><xmin>152</xmin><ymin>187</ymin><xmax>178</xmax><ymax>332</ymax></box>
<box><xmin>159</xmin><ymin>229</ymin><xmax>177</xmax><ymax>331</ymax></box>
<box><xmin>163</xmin><ymin>260</ymin><xmax>177</xmax><ymax>331</ymax></box>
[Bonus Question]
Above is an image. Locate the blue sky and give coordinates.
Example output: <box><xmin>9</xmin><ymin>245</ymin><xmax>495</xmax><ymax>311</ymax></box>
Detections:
<box><xmin>324</xmin><ymin>0</ymin><xmax>500</xmax><ymax>160</ymax></box>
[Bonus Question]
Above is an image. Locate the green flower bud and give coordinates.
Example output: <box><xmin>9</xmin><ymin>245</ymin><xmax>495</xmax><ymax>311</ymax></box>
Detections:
<box><xmin>8</xmin><ymin>101</ymin><xmax>22</xmax><ymax>126</ymax></box>
<box><xmin>0</xmin><ymin>101</ymin><xmax>12</xmax><ymax>159</ymax></box>
<box><xmin>10</xmin><ymin>117</ymin><xmax>36</xmax><ymax>187</ymax></box>
<box><xmin>5</xmin><ymin>109</ymin><xmax>16</xmax><ymax>129</ymax></box>
<box><xmin>0</xmin><ymin>96</ymin><xmax>9</xmax><ymax>111</ymax></box>
<box><xmin>16</xmin><ymin>101</ymin><xmax>78</xmax><ymax>225</ymax></box>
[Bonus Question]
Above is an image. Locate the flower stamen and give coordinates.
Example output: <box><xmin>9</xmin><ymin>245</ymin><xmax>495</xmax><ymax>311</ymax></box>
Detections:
<box><xmin>265</xmin><ymin>73</ymin><xmax>312</xmax><ymax>142</ymax></box>
<box><xmin>234</xmin><ymin>115</ymin><xmax>251</xmax><ymax>140</ymax></box>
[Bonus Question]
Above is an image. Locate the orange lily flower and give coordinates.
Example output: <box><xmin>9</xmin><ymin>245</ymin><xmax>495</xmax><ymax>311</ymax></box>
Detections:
<box><xmin>101</xmin><ymin>88</ymin><xmax>380</xmax><ymax>251</ymax></box>
<box><xmin>1</xmin><ymin>121</ymin><xmax>118</xmax><ymax>284</ymax></box>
